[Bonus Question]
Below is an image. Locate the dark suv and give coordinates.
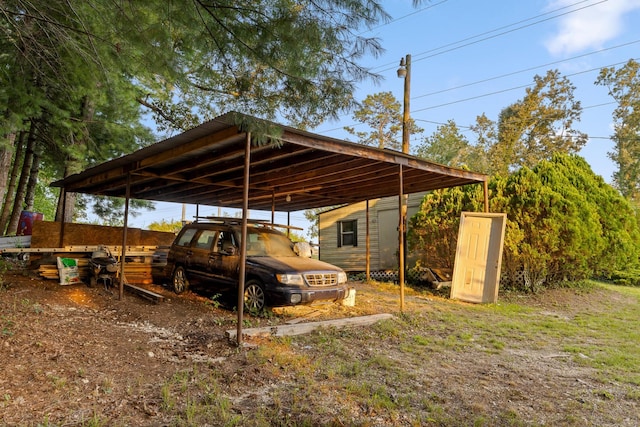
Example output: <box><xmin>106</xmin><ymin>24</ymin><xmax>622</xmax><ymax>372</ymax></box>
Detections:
<box><xmin>164</xmin><ymin>218</ymin><xmax>349</xmax><ymax>311</ymax></box>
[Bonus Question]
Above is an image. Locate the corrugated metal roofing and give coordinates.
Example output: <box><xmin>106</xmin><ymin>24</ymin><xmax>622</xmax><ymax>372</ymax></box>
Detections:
<box><xmin>52</xmin><ymin>112</ymin><xmax>487</xmax><ymax>212</ymax></box>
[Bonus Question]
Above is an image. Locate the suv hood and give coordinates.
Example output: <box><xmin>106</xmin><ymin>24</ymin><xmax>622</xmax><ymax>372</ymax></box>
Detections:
<box><xmin>248</xmin><ymin>256</ymin><xmax>343</xmax><ymax>273</ymax></box>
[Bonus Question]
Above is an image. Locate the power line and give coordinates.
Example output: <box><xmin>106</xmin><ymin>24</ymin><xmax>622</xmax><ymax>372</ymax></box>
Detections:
<box><xmin>317</xmin><ymin>3</ymin><xmax>631</xmax><ymax>131</ymax></box>
<box><xmin>358</xmin><ymin>0</ymin><xmax>449</xmax><ymax>36</ymax></box>
<box><xmin>317</xmin><ymin>54</ymin><xmax>628</xmax><ymax>134</ymax></box>
<box><xmin>317</xmin><ymin>1</ymin><xmax>637</xmax><ymax>147</ymax></box>
<box><xmin>412</xmin><ymin>58</ymin><xmax>638</xmax><ymax>114</ymax></box>
<box><xmin>372</xmin><ymin>0</ymin><xmax>607</xmax><ymax>73</ymax></box>
<box><xmin>414</xmin><ymin>40</ymin><xmax>640</xmax><ymax>100</ymax></box>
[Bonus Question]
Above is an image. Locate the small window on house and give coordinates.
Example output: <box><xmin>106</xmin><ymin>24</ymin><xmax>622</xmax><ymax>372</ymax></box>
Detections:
<box><xmin>337</xmin><ymin>220</ymin><xmax>357</xmax><ymax>247</ymax></box>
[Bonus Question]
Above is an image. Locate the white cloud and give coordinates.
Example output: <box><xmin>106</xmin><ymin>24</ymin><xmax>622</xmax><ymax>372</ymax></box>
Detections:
<box><xmin>545</xmin><ymin>0</ymin><xmax>640</xmax><ymax>56</ymax></box>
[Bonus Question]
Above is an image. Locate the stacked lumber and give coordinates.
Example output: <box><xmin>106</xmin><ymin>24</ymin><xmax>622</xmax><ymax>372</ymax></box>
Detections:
<box><xmin>36</xmin><ymin>246</ymin><xmax>162</xmax><ymax>286</ymax></box>
<box><xmin>117</xmin><ymin>247</ymin><xmax>163</xmax><ymax>285</ymax></box>
<box><xmin>121</xmin><ymin>260</ymin><xmax>153</xmax><ymax>285</ymax></box>
<box><xmin>38</xmin><ymin>258</ymin><xmax>90</xmax><ymax>280</ymax></box>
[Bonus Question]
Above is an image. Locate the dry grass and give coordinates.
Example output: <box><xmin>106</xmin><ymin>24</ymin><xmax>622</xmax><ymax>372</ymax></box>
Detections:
<box><xmin>1</xmin><ymin>269</ymin><xmax>639</xmax><ymax>426</ymax></box>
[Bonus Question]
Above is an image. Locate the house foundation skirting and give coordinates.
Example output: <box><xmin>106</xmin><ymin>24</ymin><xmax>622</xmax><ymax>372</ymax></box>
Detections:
<box><xmin>356</xmin><ymin>269</ymin><xmax>439</xmax><ymax>285</ymax></box>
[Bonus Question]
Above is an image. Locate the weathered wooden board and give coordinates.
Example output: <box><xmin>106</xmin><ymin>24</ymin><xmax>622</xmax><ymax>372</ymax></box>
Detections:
<box><xmin>30</xmin><ymin>221</ymin><xmax>175</xmax><ymax>249</ymax></box>
<box><xmin>225</xmin><ymin>313</ymin><xmax>393</xmax><ymax>339</ymax></box>
<box><xmin>124</xmin><ymin>283</ymin><xmax>165</xmax><ymax>304</ymax></box>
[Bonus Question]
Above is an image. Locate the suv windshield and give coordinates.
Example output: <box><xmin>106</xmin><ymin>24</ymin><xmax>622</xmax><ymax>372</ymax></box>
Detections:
<box><xmin>245</xmin><ymin>228</ymin><xmax>296</xmax><ymax>257</ymax></box>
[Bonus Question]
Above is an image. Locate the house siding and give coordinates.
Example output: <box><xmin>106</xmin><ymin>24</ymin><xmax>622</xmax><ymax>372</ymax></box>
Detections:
<box><xmin>318</xmin><ymin>192</ymin><xmax>427</xmax><ymax>272</ymax></box>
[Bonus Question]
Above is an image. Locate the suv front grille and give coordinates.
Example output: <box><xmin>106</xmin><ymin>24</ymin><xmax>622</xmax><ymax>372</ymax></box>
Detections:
<box><xmin>304</xmin><ymin>273</ymin><xmax>338</xmax><ymax>286</ymax></box>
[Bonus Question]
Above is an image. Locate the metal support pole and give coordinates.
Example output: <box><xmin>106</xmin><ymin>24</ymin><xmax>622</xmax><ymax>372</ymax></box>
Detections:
<box><xmin>271</xmin><ymin>191</ymin><xmax>276</xmax><ymax>224</ymax></box>
<box><xmin>366</xmin><ymin>200</ymin><xmax>370</xmax><ymax>282</ymax></box>
<box><xmin>236</xmin><ymin>132</ymin><xmax>251</xmax><ymax>346</ymax></box>
<box><xmin>119</xmin><ymin>173</ymin><xmax>131</xmax><ymax>300</ymax></box>
<box><xmin>398</xmin><ymin>165</ymin><xmax>405</xmax><ymax>312</ymax></box>
<box><xmin>58</xmin><ymin>188</ymin><xmax>67</xmax><ymax>248</ymax></box>
<box><xmin>484</xmin><ymin>180</ymin><xmax>489</xmax><ymax>213</ymax></box>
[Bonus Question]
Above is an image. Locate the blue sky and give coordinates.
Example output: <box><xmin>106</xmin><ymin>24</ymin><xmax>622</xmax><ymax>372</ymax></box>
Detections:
<box><xmin>128</xmin><ymin>0</ymin><xmax>640</xmax><ymax>233</ymax></box>
<box><xmin>315</xmin><ymin>0</ymin><xmax>640</xmax><ymax>179</ymax></box>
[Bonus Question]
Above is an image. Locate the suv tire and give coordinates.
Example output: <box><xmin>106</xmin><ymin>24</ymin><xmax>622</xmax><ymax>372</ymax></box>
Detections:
<box><xmin>172</xmin><ymin>266</ymin><xmax>189</xmax><ymax>294</ymax></box>
<box><xmin>244</xmin><ymin>279</ymin><xmax>266</xmax><ymax>311</ymax></box>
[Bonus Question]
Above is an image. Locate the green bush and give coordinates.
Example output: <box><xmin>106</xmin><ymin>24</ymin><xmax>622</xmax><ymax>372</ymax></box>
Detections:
<box><xmin>602</xmin><ymin>269</ymin><xmax>640</xmax><ymax>287</ymax></box>
<box><xmin>409</xmin><ymin>154</ymin><xmax>640</xmax><ymax>292</ymax></box>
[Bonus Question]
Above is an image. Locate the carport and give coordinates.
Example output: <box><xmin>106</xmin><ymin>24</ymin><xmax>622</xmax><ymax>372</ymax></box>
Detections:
<box><xmin>52</xmin><ymin>111</ymin><xmax>488</xmax><ymax>343</ymax></box>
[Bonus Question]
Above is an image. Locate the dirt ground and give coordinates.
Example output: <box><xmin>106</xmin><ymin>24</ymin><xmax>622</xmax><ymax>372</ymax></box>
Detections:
<box><xmin>1</xmin><ymin>263</ymin><xmax>638</xmax><ymax>426</ymax></box>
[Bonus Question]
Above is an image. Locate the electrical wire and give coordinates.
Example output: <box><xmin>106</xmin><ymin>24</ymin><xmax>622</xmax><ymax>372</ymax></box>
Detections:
<box><xmin>372</xmin><ymin>0</ymin><xmax>607</xmax><ymax>73</ymax></box>
<box><xmin>412</xmin><ymin>58</ymin><xmax>639</xmax><ymax>114</ymax></box>
<box><xmin>414</xmin><ymin>40</ymin><xmax>640</xmax><ymax>100</ymax></box>
<box><xmin>317</xmin><ymin>1</ymin><xmax>634</xmax><ymax>136</ymax></box>
<box><xmin>358</xmin><ymin>0</ymin><xmax>449</xmax><ymax>36</ymax></box>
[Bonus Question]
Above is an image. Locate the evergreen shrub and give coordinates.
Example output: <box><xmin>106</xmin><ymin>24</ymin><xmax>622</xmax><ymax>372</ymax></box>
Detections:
<box><xmin>409</xmin><ymin>154</ymin><xmax>640</xmax><ymax>292</ymax></box>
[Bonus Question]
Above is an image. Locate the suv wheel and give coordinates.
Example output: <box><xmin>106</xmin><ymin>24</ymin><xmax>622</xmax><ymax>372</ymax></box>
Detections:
<box><xmin>172</xmin><ymin>266</ymin><xmax>189</xmax><ymax>294</ymax></box>
<box><xmin>244</xmin><ymin>279</ymin><xmax>266</xmax><ymax>311</ymax></box>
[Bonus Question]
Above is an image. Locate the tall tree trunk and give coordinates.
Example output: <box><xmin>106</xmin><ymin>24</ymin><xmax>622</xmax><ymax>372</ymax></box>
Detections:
<box><xmin>0</xmin><ymin>131</ymin><xmax>25</xmax><ymax>235</ymax></box>
<box><xmin>0</xmin><ymin>132</ymin><xmax>17</xmax><ymax>201</ymax></box>
<box><xmin>54</xmin><ymin>166</ymin><xmax>77</xmax><ymax>223</ymax></box>
<box><xmin>7</xmin><ymin>123</ymin><xmax>36</xmax><ymax>235</ymax></box>
<box><xmin>24</xmin><ymin>150</ymin><xmax>40</xmax><ymax>212</ymax></box>
<box><xmin>54</xmin><ymin>96</ymin><xmax>94</xmax><ymax>223</ymax></box>
<box><xmin>0</xmin><ymin>104</ymin><xmax>18</xmax><ymax>201</ymax></box>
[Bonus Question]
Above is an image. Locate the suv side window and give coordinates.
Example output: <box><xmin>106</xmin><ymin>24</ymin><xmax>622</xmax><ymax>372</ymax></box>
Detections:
<box><xmin>194</xmin><ymin>229</ymin><xmax>218</xmax><ymax>250</ymax></box>
<box><xmin>176</xmin><ymin>228</ymin><xmax>198</xmax><ymax>247</ymax></box>
<box><xmin>217</xmin><ymin>230</ymin><xmax>236</xmax><ymax>253</ymax></box>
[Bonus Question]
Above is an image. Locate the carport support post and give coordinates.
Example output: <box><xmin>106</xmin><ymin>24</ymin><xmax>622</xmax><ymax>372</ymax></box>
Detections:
<box><xmin>58</xmin><ymin>188</ymin><xmax>67</xmax><ymax>248</ymax></box>
<box><xmin>119</xmin><ymin>172</ymin><xmax>131</xmax><ymax>300</ymax></box>
<box><xmin>398</xmin><ymin>165</ymin><xmax>405</xmax><ymax>312</ymax></box>
<box><xmin>271</xmin><ymin>191</ymin><xmax>275</xmax><ymax>223</ymax></box>
<box><xmin>236</xmin><ymin>132</ymin><xmax>251</xmax><ymax>346</ymax></box>
<box><xmin>366</xmin><ymin>200</ymin><xmax>370</xmax><ymax>282</ymax></box>
<box><xmin>483</xmin><ymin>179</ymin><xmax>489</xmax><ymax>213</ymax></box>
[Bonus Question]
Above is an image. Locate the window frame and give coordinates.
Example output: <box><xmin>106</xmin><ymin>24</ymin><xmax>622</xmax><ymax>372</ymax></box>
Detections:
<box><xmin>337</xmin><ymin>219</ymin><xmax>357</xmax><ymax>248</ymax></box>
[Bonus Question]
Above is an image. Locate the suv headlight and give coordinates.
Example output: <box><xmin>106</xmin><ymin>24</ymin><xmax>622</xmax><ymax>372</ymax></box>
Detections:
<box><xmin>276</xmin><ymin>273</ymin><xmax>304</xmax><ymax>286</ymax></box>
<box><xmin>338</xmin><ymin>272</ymin><xmax>348</xmax><ymax>284</ymax></box>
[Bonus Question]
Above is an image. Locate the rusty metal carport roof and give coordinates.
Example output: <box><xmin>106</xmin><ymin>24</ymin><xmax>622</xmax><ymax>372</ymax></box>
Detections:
<box><xmin>51</xmin><ymin>112</ymin><xmax>487</xmax><ymax>211</ymax></box>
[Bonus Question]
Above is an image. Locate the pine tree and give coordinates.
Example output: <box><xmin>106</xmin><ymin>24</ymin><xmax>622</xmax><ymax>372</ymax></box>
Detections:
<box><xmin>596</xmin><ymin>59</ymin><xmax>640</xmax><ymax>205</ymax></box>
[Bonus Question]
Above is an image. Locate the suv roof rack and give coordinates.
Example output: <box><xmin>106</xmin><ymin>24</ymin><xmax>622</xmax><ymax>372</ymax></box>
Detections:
<box><xmin>193</xmin><ymin>216</ymin><xmax>302</xmax><ymax>231</ymax></box>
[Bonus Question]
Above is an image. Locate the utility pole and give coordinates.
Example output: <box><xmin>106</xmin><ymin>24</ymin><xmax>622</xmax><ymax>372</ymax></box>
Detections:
<box><xmin>397</xmin><ymin>54</ymin><xmax>411</xmax><ymax>312</ymax></box>
<box><xmin>398</xmin><ymin>54</ymin><xmax>411</xmax><ymax>154</ymax></box>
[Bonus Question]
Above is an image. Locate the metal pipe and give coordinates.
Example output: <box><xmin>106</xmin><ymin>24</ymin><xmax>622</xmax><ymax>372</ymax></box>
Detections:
<box><xmin>398</xmin><ymin>165</ymin><xmax>405</xmax><ymax>312</ymax></box>
<box><xmin>484</xmin><ymin>179</ymin><xmax>489</xmax><ymax>213</ymax></box>
<box><xmin>236</xmin><ymin>132</ymin><xmax>251</xmax><ymax>346</ymax></box>
<box><xmin>366</xmin><ymin>200</ymin><xmax>370</xmax><ymax>282</ymax></box>
<box><xmin>119</xmin><ymin>173</ymin><xmax>131</xmax><ymax>300</ymax></box>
